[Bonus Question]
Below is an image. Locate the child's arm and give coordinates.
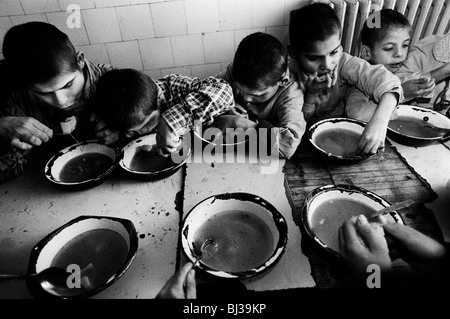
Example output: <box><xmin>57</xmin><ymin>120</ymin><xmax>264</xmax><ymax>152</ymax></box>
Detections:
<box><xmin>358</xmin><ymin>92</ymin><xmax>398</xmax><ymax>154</ymax></box>
<box><xmin>160</xmin><ymin>75</ymin><xmax>234</xmax><ymax>138</ymax></box>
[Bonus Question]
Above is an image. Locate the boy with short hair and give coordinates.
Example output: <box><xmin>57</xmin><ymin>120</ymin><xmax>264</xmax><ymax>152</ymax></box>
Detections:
<box><xmin>216</xmin><ymin>32</ymin><xmax>306</xmax><ymax>159</ymax></box>
<box><xmin>346</xmin><ymin>9</ymin><xmax>438</xmax><ymax>121</ymax></box>
<box><xmin>0</xmin><ymin>21</ymin><xmax>117</xmax><ymax>182</ymax></box>
<box><xmin>289</xmin><ymin>3</ymin><xmax>403</xmax><ymax>155</ymax></box>
<box><xmin>94</xmin><ymin>68</ymin><xmax>235</xmax><ymax>156</ymax></box>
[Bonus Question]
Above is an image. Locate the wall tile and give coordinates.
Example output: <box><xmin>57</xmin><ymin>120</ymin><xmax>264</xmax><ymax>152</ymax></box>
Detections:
<box><xmin>252</xmin><ymin>0</ymin><xmax>285</xmax><ymax>28</ymax></box>
<box><xmin>20</xmin><ymin>0</ymin><xmax>60</xmax><ymax>14</ymax></box>
<box><xmin>82</xmin><ymin>8</ymin><xmax>122</xmax><ymax>44</ymax></box>
<box><xmin>9</xmin><ymin>14</ymin><xmax>48</xmax><ymax>25</ymax></box>
<box><xmin>191</xmin><ymin>63</ymin><xmax>222</xmax><ymax>79</ymax></box>
<box><xmin>130</xmin><ymin>0</ymin><xmax>162</xmax><ymax>3</ymax></box>
<box><xmin>76</xmin><ymin>43</ymin><xmax>110</xmax><ymax>64</ymax></box>
<box><xmin>107</xmin><ymin>41</ymin><xmax>143</xmax><ymax>69</ymax></box>
<box><xmin>139</xmin><ymin>37</ymin><xmax>174</xmax><ymax>69</ymax></box>
<box><xmin>116</xmin><ymin>5</ymin><xmax>155</xmax><ymax>40</ymax></box>
<box><xmin>0</xmin><ymin>0</ymin><xmax>24</xmax><ymax>16</ymax></box>
<box><xmin>160</xmin><ymin>66</ymin><xmax>192</xmax><ymax>77</ymax></box>
<box><xmin>218</xmin><ymin>0</ymin><xmax>251</xmax><ymax>31</ymax></box>
<box><xmin>0</xmin><ymin>17</ymin><xmax>13</xmax><ymax>54</ymax></box>
<box><xmin>142</xmin><ymin>69</ymin><xmax>162</xmax><ymax>79</ymax></box>
<box><xmin>234</xmin><ymin>28</ymin><xmax>265</xmax><ymax>49</ymax></box>
<box><xmin>94</xmin><ymin>0</ymin><xmax>130</xmax><ymax>7</ymax></box>
<box><xmin>171</xmin><ymin>34</ymin><xmax>204</xmax><ymax>66</ymax></box>
<box><xmin>151</xmin><ymin>1</ymin><xmax>187</xmax><ymax>37</ymax></box>
<box><xmin>57</xmin><ymin>0</ymin><xmax>95</xmax><ymax>10</ymax></box>
<box><xmin>203</xmin><ymin>31</ymin><xmax>234</xmax><ymax>64</ymax></box>
<box><xmin>185</xmin><ymin>0</ymin><xmax>219</xmax><ymax>34</ymax></box>
<box><xmin>266</xmin><ymin>25</ymin><xmax>289</xmax><ymax>47</ymax></box>
<box><xmin>46</xmin><ymin>11</ymin><xmax>90</xmax><ymax>46</ymax></box>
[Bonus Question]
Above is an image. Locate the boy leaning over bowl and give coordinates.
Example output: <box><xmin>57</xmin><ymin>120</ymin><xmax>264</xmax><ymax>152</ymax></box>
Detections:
<box><xmin>94</xmin><ymin>68</ymin><xmax>235</xmax><ymax>156</ymax></box>
<box><xmin>288</xmin><ymin>3</ymin><xmax>403</xmax><ymax>155</ymax></box>
<box><xmin>0</xmin><ymin>22</ymin><xmax>118</xmax><ymax>183</ymax></box>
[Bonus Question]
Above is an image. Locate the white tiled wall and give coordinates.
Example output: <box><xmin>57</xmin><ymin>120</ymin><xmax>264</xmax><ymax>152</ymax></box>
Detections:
<box><xmin>0</xmin><ymin>0</ymin><xmax>300</xmax><ymax>79</ymax></box>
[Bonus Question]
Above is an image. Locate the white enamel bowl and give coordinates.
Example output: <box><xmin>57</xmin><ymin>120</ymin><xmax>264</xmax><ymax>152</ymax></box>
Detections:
<box><xmin>387</xmin><ymin>104</ymin><xmax>450</xmax><ymax>146</ymax></box>
<box><xmin>308</xmin><ymin>118</ymin><xmax>375</xmax><ymax>163</ymax></box>
<box><xmin>119</xmin><ymin>133</ymin><xmax>191</xmax><ymax>179</ymax></box>
<box><xmin>27</xmin><ymin>215</ymin><xmax>138</xmax><ymax>299</ymax></box>
<box><xmin>301</xmin><ymin>184</ymin><xmax>404</xmax><ymax>257</ymax></box>
<box><xmin>44</xmin><ymin>141</ymin><xmax>120</xmax><ymax>188</ymax></box>
<box><xmin>181</xmin><ymin>193</ymin><xmax>288</xmax><ymax>279</ymax></box>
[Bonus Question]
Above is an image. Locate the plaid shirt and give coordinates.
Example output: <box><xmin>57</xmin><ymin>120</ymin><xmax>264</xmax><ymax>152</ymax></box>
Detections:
<box><xmin>156</xmin><ymin>74</ymin><xmax>234</xmax><ymax>136</ymax></box>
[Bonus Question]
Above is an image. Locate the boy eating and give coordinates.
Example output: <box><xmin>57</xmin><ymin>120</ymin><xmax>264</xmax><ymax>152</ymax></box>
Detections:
<box><xmin>289</xmin><ymin>3</ymin><xmax>403</xmax><ymax>155</ymax></box>
<box><xmin>0</xmin><ymin>22</ymin><xmax>117</xmax><ymax>182</ymax></box>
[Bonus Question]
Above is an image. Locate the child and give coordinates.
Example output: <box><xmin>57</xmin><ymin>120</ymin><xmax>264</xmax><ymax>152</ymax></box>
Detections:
<box><xmin>346</xmin><ymin>9</ymin><xmax>436</xmax><ymax>121</ymax></box>
<box><xmin>215</xmin><ymin>32</ymin><xmax>306</xmax><ymax>159</ymax></box>
<box><xmin>289</xmin><ymin>3</ymin><xmax>403</xmax><ymax>155</ymax></box>
<box><xmin>0</xmin><ymin>22</ymin><xmax>117</xmax><ymax>182</ymax></box>
<box><xmin>396</xmin><ymin>30</ymin><xmax>450</xmax><ymax>115</ymax></box>
<box><xmin>94</xmin><ymin>68</ymin><xmax>235</xmax><ymax>156</ymax></box>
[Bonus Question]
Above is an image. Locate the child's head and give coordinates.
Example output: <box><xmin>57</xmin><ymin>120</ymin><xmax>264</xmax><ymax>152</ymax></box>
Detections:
<box><xmin>95</xmin><ymin>69</ymin><xmax>160</xmax><ymax>136</ymax></box>
<box><xmin>232</xmin><ymin>32</ymin><xmax>288</xmax><ymax>105</ymax></box>
<box><xmin>360</xmin><ymin>9</ymin><xmax>411</xmax><ymax>73</ymax></box>
<box><xmin>2</xmin><ymin>21</ymin><xmax>85</xmax><ymax>109</ymax></box>
<box><xmin>289</xmin><ymin>3</ymin><xmax>342</xmax><ymax>77</ymax></box>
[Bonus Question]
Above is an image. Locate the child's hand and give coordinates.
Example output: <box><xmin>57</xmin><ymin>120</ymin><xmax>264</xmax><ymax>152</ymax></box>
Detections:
<box><xmin>228</xmin><ymin>103</ymin><xmax>249</xmax><ymax>118</ymax></box>
<box><xmin>339</xmin><ymin>215</ymin><xmax>392</xmax><ymax>274</ymax></box>
<box><xmin>0</xmin><ymin>116</ymin><xmax>53</xmax><ymax>151</ymax></box>
<box><xmin>156</xmin><ymin>118</ymin><xmax>181</xmax><ymax>157</ymax></box>
<box><xmin>305</xmin><ymin>66</ymin><xmax>338</xmax><ymax>96</ymax></box>
<box><xmin>90</xmin><ymin>113</ymin><xmax>121</xmax><ymax>145</ymax></box>
<box><xmin>211</xmin><ymin>114</ymin><xmax>257</xmax><ymax>133</ymax></box>
<box><xmin>402</xmin><ymin>78</ymin><xmax>436</xmax><ymax>101</ymax></box>
<box><xmin>357</xmin><ymin>118</ymin><xmax>386</xmax><ymax>155</ymax></box>
<box><xmin>155</xmin><ymin>262</ymin><xmax>196</xmax><ymax>299</ymax></box>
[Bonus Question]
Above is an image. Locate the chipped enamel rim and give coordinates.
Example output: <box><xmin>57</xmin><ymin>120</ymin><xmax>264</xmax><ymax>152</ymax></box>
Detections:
<box><xmin>27</xmin><ymin>215</ymin><xmax>138</xmax><ymax>299</ymax></box>
<box><xmin>44</xmin><ymin>140</ymin><xmax>121</xmax><ymax>187</ymax></box>
<box><xmin>387</xmin><ymin>104</ymin><xmax>450</xmax><ymax>142</ymax></box>
<box><xmin>193</xmin><ymin>125</ymin><xmax>249</xmax><ymax>147</ymax></box>
<box><xmin>181</xmin><ymin>192</ymin><xmax>288</xmax><ymax>279</ymax></box>
<box><xmin>119</xmin><ymin>133</ymin><xmax>191</xmax><ymax>177</ymax></box>
<box><xmin>308</xmin><ymin>118</ymin><xmax>374</xmax><ymax>162</ymax></box>
<box><xmin>301</xmin><ymin>184</ymin><xmax>404</xmax><ymax>257</ymax></box>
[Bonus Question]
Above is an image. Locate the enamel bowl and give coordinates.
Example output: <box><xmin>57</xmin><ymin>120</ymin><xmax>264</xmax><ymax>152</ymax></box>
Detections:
<box><xmin>193</xmin><ymin>124</ymin><xmax>249</xmax><ymax>147</ymax></box>
<box><xmin>301</xmin><ymin>184</ymin><xmax>404</xmax><ymax>257</ymax></box>
<box><xmin>181</xmin><ymin>193</ymin><xmax>287</xmax><ymax>279</ymax></box>
<box><xmin>44</xmin><ymin>141</ymin><xmax>120</xmax><ymax>188</ymax></box>
<box><xmin>119</xmin><ymin>133</ymin><xmax>191</xmax><ymax>180</ymax></box>
<box><xmin>27</xmin><ymin>215</ymin><xmax>138</xmax><ymax>299</ymax></box>
<box><xmin>308</xmin><ymin>118</ymin><xmax>375</xmax><ymax>163</ymax></box>
<box><xmin>387</xmin><ymin>104</ymin><xmax>450</xmax><ymax>146</ymax></box>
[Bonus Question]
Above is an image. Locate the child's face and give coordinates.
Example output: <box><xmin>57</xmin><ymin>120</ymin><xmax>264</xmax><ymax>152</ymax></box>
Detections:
<box><xmin>295</xmin><ymin>33</ymin><xmax>342</xmax><ymax>77</ymax></box>
<box><xmin>124</xmin><ymin>109</ymin><xmax>161</xmax><ymax>139</ymax></box>
<box><xmin>366</xmin><ymin>27</ymin><xmax>411</xmax><ymax>73</ymax></box>
<box><xmin>29</xmin><ymin>69</ymin><xmax>85</xmax><ymax>110</ymax></box>
<box><xmin>233</xmin><ymin>81</ymin><xmax>280</xmax><ymax>107</ymax></box>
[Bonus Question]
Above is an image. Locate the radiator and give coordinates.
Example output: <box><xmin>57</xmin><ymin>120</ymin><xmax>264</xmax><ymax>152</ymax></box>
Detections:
<box><xmin>293</xmin><ymin>0</ymin><xmax>450</xmax><ymax>56</ymax></box>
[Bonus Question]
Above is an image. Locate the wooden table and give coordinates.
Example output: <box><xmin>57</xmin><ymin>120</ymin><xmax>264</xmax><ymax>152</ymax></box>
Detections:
<box><xmin>0</xmin><ymin>139</ymin><xmax>182</xmax><ymax>298</ymax></box>
<box><xmin>0</xmin><ymin>132</ymin><xmax>448</xmax><ymax>297</ymax></box>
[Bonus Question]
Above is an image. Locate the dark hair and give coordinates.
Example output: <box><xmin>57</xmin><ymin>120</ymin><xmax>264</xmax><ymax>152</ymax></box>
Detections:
<box><xmin>289</xmin><ymin>3</ymin><xmax>342</xmax><ymax>55</ymax></box>
<box><xmin>232</xmin><ymin>32</ymin><xmax>287</xmax><ymax>88</ymax></box>
<box><xmin>2</xmin><ymin>21</ymin><xmax>80</xmax><ymax>86</ymax></box>
<box><xmin>95</xmin><ymin>68</ymin><xmax>158</xmax><ymax>131</ymax></box>
<box><xmin>360</xmin><ymin>9</ymin><xmax>411</xmax><ymax>49</ymax></box>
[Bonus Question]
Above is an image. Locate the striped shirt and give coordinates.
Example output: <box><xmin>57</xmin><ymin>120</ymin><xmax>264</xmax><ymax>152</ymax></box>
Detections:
<box><xmin>157</xmin><ymin>74</ymin><xmax>235</xmax><ymax>136</ymax></box>
<box><xmin>0</xmin><ymin>58</ymin><xmax>114</xmax><ymax>182</ymax></box>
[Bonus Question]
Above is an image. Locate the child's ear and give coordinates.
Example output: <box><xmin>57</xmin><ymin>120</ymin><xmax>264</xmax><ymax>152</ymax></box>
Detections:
<box><xmin>360</xmin><ymin>45</ymin><xmax>371</xmax><ymax>61</ymax></box>
<box><xmin>77</xmin><ymin>52</ymin><xmax>86</xmax><ymax>69</ymax></box>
